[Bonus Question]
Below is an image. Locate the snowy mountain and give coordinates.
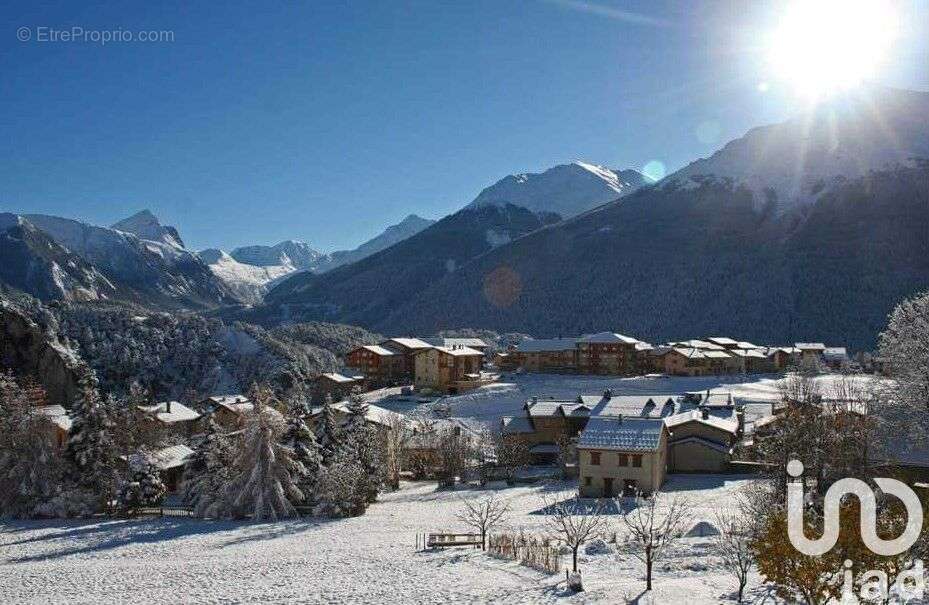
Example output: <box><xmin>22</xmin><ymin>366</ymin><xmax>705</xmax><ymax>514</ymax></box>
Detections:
<box><xmin>2</xmin><ymin>212</ymin><xmax>239</xmax><ymax>309</ymax></box>
<box><xmin>0</xmin><ymin>214</ymin><xmax>117</xmax><ymax>302</ymax></box>
<box><xmin>317</xmin><ymin>214</ymin><xmax>436</xmax><ymax>272</ymax></box>
<box><xmin>198</xmin><ymin>249</ymin><xmax>296</xmax><ymax>304</ymax></box>
<box><xmin>668</xmin><ymin>86</ymin><xmax>929</xmax><ymax>210</ymax></box>
<box><xmin>260</xmin><ymin>87</ymin><xmax>929</xmax><ymax>350</ymax></box>
<box><xmin>111</xmin><ymin>209</ymin><xmax>186</xmax><ymax>252</ymax></box>
<box><xmin>230</xmin><ymin>240</ymin><xmax>324</xmax><ymax>270</ymax></box>
<box><xmin>469</xmin><ymin>162</ymin><xmax>650</xmax><ymax>218</ymax></box>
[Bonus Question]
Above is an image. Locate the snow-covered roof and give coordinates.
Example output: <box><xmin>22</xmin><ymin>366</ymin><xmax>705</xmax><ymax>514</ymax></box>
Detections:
<box><xmin>823</xmin><ymin>347</ymin><xmax>848</xmax><ymax>359</ymax></box>
<box><xmin>36</xmin><ymin>405</ymin><xmax>72</xmax><ymax>431</ymax></box>
<box><xmin>208</xmin><ymin>395</ymin><xmax>254</xmax><ymax>414</ymax></box>
<box><xmin>671</xmin><ymin>339</ymin><xmax>726</xmax><ymax>351</ymax></box>
<box><xmin>669</xmin><ymin>435</ymin><xmax>732</xmax><ymax>454</ymax></box>
<box><xmin>310</xmin><ymin>401</ymin><xmax>405</xmax><ymax>428</ymax></box>
<box><xmin>665</xmin><ymin>410</ymin><xmax>739</xmax><ymax>434</ymax></box>
<box><xmin>432</xmin><ymin>346</ymin><xmax>484</xmax><ymax>357</ymax></box>
<box><xmin>151</xmin><ymin>445</ymin><xmax>195</xmax><ymax>470</ymax></box>
<box><xmin>138</xmin><ymin>401</ymin><xmax>200</xmax><ymax>424</ymax></box>
<box><xmin>383</xmin><ymin>337</ymin><xmax>433</xmax><ymax>350</ymax></box>
<box><xmin>795</xmin><ymin>342</ymin><xmax>826</xmax><ymax>351</ymax></box>
<box><xmin>707</xmin><ymin>337</ymin><xmax>738</xmax><ymax>346</ymax></box>
<box><xmin>672</xmin><ymin>347</ymin><xmax>706</xmax><ymax>359</ymax></box>
<box><xmin>426</xmin><ymin>337</ymin><xmax>488</xmax><ymax>349</ymax></box>
<box><xmin>361</xmin><ymin>344</ymin><xmax>397</xmax><ymax>356</ymax></box>
<box><xmin>513</xmin><ymin>338</ymin><xmax>577</xmax><ymax>353</ymax></box>
<box><xmin>702</xmin><ymin>350</ymin><xmax>732</xmax><ymax>359</ymax></box>
<box><xmin>590</xmin><ymin>395</ymin><xmax>678</xmax><ymax>418</ymax></box>
<box><xmin>730</xmin><ymin>349</ymin><xmax>766</xmax><ymax>359</ymax></box>
<box><xmin>501</xmin><ymin>416</ymin><xmax>535</xmax><ymax>434</ymax></box>
<box><xmin>634</xmin><ymin>342</ymin><xmax>654</xmax><ymax>352</ymax></box>
<box><xmin>735</xmin><ymin>341</ymin><xmax>759</xmax><ymax>350</ymax></box>
<box><xmin>320</xmin><ymin>372</ymin><xmax>360</xmax><ymax>384</ymax></box>
<box><xmin>578</xmin><ymin>332</ymin><xmax>639</xmax><ymax>345</ymax></box>
<box><xmin>578</xmin><ymin>417</ymin><xmax>664</xmax><ymax>452</ymax></box>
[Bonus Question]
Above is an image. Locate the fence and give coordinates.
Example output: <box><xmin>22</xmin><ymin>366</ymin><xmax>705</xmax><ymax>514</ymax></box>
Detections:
<box><xmin>487</xmin><ymin>531</ymin><xmax>560</xmax><ymax>574</ymax></box>
<box><xmin>137</xmin><ymin>505</ymin><xmax>194</xmax><ymax>517</ymax></box>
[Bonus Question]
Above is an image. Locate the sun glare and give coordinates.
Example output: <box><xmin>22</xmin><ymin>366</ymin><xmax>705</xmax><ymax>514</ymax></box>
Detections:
<box><xmin>767</xmin><ymin>0</ymin><xmax>898</xmax><ymax>100</ymax></box>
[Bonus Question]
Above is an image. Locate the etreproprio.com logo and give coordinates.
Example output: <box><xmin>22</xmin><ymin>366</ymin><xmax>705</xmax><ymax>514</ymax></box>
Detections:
<box><xmin>17</xmin><ymin>26</ymin><xmax>174</xmax><ymax>45</ymax></box>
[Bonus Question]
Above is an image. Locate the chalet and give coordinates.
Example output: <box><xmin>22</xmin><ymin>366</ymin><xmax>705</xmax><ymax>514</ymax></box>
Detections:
<box><xmin>665</xmin><ymin>409</ymin><xmax>740</xmax><ymax>472</ymax></box>
<box><xmin>729</xmin><ymin>348</ymin><xmax>769</xmax><ymax>373</ymax></box>
<box><xmin>504</xmin><ymin>338</ymin><xmax>578</xmax><ymax>373</ymax></box>
<box><xmin>823</xmin><ymin>347</ymin><xmax>849</xmax><ymax>370</ymax></box>
<box><xmin>381</xmin><ymin>338</ymin><xmax>433</xmax><ymax>380</ymax></box>
<box><xmin>577</xmin><ymin>417</ymin><xmax>669</xmax><ymax>497</ymax></box>
<box><xmin>576</xmin><ymin>332</ymin><xmax>641</xmax><ymax>375</ymax></box>
<box><xmin>346</xmin><ymin>344</ymin><xmax>400</xmax><ymax>387</ymax></box>
<box><xmin>314</xmin><ymin>372</ymin><xmax>363</xmax><ymax>404</ymax></box>
<box><xmin>413</xmin><ymin>346</ymin><xmax>484</xmax><ymax>394</ymax></box>
<box><xmin>137</xmin><ymin>401</ymin><xmax>201</xmax><ymax>437</ymax></box>
<box><xmin>766</xmin><ymin>346</ymin><xmax>801</xmax><ymax>370</ymax></box>
<box><xmin>36</xmin><ymin>404</ymin><xmax>71</xmax><ymax>450</ymax></box>
<box><xmin>795</xmin><ymin>342</ymin><xmax>827</xmax><ymax>365</ymax></box>
<box><xmin>124</xmin><ymin>444</ymin><xmax>195</xmax><ymax>494</ymax></box>
<box><xmin>201</xmin><ymin>394</ymin><xmax>254</xmax><ymax>429</ymax></box>
<box><xmin>425</xmin><ymin>337</ymin><xmax>489</xmax><ymax>355</ymax></box>
<box><xmin>650</xmin><ymin>347</ymin><xmax>708</xmax><ymax>376</ymax></box>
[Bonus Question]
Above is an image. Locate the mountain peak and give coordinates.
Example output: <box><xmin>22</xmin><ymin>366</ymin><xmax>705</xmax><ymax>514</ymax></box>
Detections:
<box><xmin>470</xmin><ymin>162</ymin><xmax>647</xmax><ymax>218</ymax></box>
<box><xmin>112</xmin><ymin>209</ymin><xmax>185</xmax><ymax>249</ymax></box>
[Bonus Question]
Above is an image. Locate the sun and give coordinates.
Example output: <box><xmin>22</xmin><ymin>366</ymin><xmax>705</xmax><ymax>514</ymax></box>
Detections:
<box><xmin>766</xmin><ymin>0</ymin><xmax>898</xmax><ymax>100</ymax></box>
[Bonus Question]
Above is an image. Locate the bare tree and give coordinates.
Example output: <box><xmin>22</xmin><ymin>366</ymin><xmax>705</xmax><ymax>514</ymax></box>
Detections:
<box><xmin>383</xmin><ymin>413</ymin><xmax>408</xmax><ymax>490</ymax></box>
<box><xmin>437</xmin><ymin>426</ymin><xmax>471</xmax><ymax>488</ymax></box>
<box><xmin>621</xmin><ymin>492</ymin><xmax>691</xmax><ymax>591</ymax></box>
<box><xmin>540</xmin><ymin>491</ymin><xmax>608</xmax><ymax>572</ymax></box>
<box><xmin>456</xmin><ymin>493</ymin><xmax>510</xmax><ymax>550</ymax></box>
<box><xmin>494</xmin><ymin>435</ymin><xmax>530</xmax><ymax>485</ymax></box>
<box><xmin>713</xmin><ymin>503</ymin><xmax>754</xmax><ymax>603</ymax></box>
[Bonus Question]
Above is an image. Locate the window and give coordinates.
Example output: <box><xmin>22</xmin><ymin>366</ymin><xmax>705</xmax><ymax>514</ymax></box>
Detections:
<box><xmin>632</xmin><ymin>454</ymin><xmax>643</xmax><ymax>468</ymax></box>
<box><xmin>590</xmin><ymin>451</ymin><xmax>601</xmax><ymax>465</ymax></box>
<box><xmin>618</xmin><ymin>453</ymin><xmax>629</xmax><ymax>466</ymax></box>
<box><xmin>584</xmin><ymin>476</ymin><xmax>592</xmax><ymax>486</ymax></box>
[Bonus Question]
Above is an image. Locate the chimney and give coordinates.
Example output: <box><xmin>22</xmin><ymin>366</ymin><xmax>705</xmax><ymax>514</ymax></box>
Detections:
<box><xmin>603</xmin><ymin>389</ymin><xmax>613</xmax><ymax>400</ymax></box>
<box><xmin>618</xmin><ymin>414</ymin><xmax>623</xmax><ymax>423</ymax></box>
<box><xmin>531</xmin><ymin>396</ymin><xmax>538</xmax><ymax>405</ymax></box>
<box><xmin>736</xmin><ymin>407</ymin><xmax>745</xmax><ymax>436</ymax></box>
<box><xmin>454</xmin><ymin>426</ymin><xmax>462</xmax><ymax>436</ymax></box>
<box><xmin>165</xmin><ymin>401</ymin><xmax>172</xmax><ymax>414</ymax></box>
<box><xmin>701</xmin><ymin>407</ymin><xmax>709</xmax><ymax>420</ymax></box>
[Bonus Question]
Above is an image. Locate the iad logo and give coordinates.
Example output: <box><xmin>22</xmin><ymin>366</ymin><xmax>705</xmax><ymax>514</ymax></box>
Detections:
<box><xmin>786</xmin><ymin>460</ymin><xmax>926</xmax><ymax>602</ymax></box>
<box><xmin>786</xmin><ymin>460</ymin><xmax>923</xmax><ymax>557</ymax></box>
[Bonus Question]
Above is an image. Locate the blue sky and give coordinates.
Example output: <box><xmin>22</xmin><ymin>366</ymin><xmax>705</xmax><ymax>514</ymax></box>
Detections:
<box><xmin>2</xmin><ymin>1</ymin><xmax>927</xmax><ymax>252</ymax></box>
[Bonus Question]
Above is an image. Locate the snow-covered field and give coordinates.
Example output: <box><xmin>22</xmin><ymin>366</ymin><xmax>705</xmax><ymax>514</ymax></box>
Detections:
<box><xmin>0</xmin><ymin>475</ymin><xmax>777</xmax><ymax>604</ymax></box>
<box><xmin>373</xmin><ymin>372</ymin><xmax>882</xmax><ymax>434</ymax></box>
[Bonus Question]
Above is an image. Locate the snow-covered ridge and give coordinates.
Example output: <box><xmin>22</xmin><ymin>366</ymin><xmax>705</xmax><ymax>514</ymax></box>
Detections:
<box><xmin>666</xmin><ymin>86</ymin><xmax>929</xmax><ymax>210</ymax></box>
<box><xmin>468</xmin><ymin>162</ymin><xmax>649</xmax><ymax>219</ymax></box>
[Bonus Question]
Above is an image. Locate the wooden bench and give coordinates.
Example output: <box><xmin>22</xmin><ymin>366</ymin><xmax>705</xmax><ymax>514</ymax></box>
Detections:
<box><xmin>426</xmin><ymin>533</ymin><xmax>483</xmax><ymax>548</ymax></box>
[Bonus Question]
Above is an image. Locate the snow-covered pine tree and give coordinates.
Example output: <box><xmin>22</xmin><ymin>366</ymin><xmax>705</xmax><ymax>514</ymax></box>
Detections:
<box><xmin>223</xmin><ymin>394</ymin><xmax>306</xmax><ymax>520</ymax></box>
<box><xmin>65</xmin><ymin>370</ymin><xmax>121</xmax><ymax>513</ymax></box>
<box><xmin>315</xmin><ymin>393</ymin><xmax>341</xmax><ymax>466</ymax></box>
<box><xmin>0</xmin><ymin>374</ymin><xmax>63</xmax><ymax>517</ymax></box>
<box><xmin>182</xmin><ymin>417</ymin><xmax>234</xmax><ymax>518</ymax></box>
<box><xmin>117</xmin><ymin>450</ymin><xmax>167</xmax><ymax>516</ymax></box>
<box><xmin>315</xmin><ymin>454</ymin><xmax>367</xmax><ymax>518</ymax></box>
<box><xmin>343</xmin><ymin>387</ymin><xmax>383</xmax><ymax>503</ymax></box>
<box><xmin>282</xmin><ymin>405</ymin><xmax>322</xmax><ymax>507</ymax></box>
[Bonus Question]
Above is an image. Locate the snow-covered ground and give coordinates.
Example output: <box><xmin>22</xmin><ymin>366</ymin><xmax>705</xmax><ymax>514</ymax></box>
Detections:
<box><xmin>0</xmin><ymin>474</ymin><xmax>777</xmax><ymax>604</ymax></box>
<box><xmin>372</xmin><ymin>372</ymin><xmax>883</xmax><ymax>435</ymax></box>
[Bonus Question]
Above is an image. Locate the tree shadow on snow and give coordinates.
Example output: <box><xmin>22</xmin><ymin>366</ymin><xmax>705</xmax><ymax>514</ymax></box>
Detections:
<box><xmin>4</xmin><ymin>517</ymin><xmax>243</xmax><ymax>563</ymax></box>
<box><xmin>529</xmin><ymin>496</ymin><xmax>635</xmax><ymax>517</ymax></box>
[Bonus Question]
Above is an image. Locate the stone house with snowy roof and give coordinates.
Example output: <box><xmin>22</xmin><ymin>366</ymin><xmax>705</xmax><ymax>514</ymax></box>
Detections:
<box><xmin>577</xmin><ymin>417</ymin><xmax>669</xmax><ymax>497</ymax></box>
<box><xmin>381</xmin><ymin>338</ymin><xmax>433</xmax><ymax>380</ymax></box>
<box><xmin>503</xmin><ymin>338</ymin><xmax>578</xmax><ymax>373</ymax></box>
<box><xmin>200</xmin><ymin>394</ymin><xmax>254</xmax><ymax>429</ymax></box>
<box><xmin>664</xmin><ymin>408</ymin><xmax>741</xmax><ymax>473</ymax></box>
<box><xmin>314</xmin><ymin>372</ymin><xmax>363</xmax><ymax>404</ymax></box>
<box><xmin>413</xmin><ymin>345</ymin><xmax>484</xmax><ymax>394</ymax></box>
<box><xmin>137</xmin><ymin>401</ymin><xmax>201</xmax><ymax>438</ymax></box>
